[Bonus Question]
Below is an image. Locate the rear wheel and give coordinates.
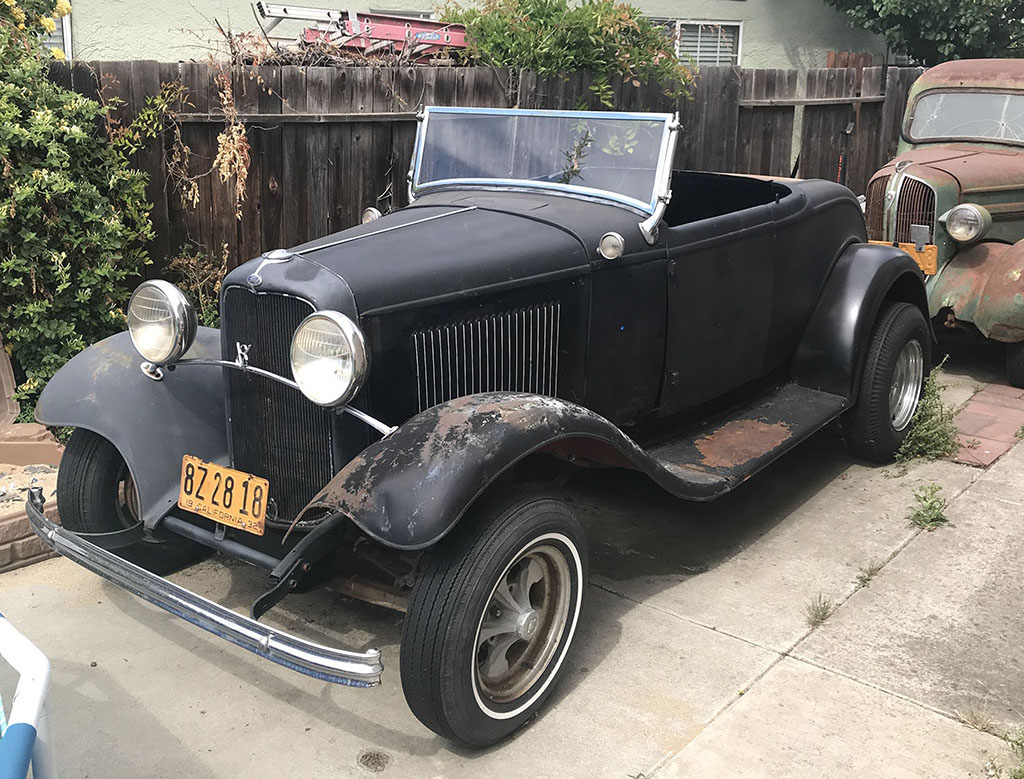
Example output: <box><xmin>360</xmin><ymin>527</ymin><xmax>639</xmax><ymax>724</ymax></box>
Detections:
<box><xmin>57</xmin><ymin>429</ymin><xmax>207</xmax><ymax>574</ymax></box>
<box><xmin>400</xmin><ymin>490</ymin><xmax>587</xmax><ymax>747</ymax></box>
<box><xmin>842</xmin><ymin>302</ymin><xmax>931</xmax><ymax>462</ymax></box>
<box><xmin>1006</xmin><ymin>342</ymin><xmax>1024</xmax><ymax>389</ymax></box>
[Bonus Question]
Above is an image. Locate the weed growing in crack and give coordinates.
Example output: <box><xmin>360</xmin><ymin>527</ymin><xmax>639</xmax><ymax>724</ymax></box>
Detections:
<box><xmin>958</xmin><ymin>708</ymin><xmax>999</xmax><ymax>735</ymax></box>
<box><xmin>908</xmin><ymin>484</ymin><xmax>949</xmax><ymax>531</ymax></box>
<box><xmin>803</xmin><ymin>593</ymin><xmax>836</xmax><ymax>628</ymax></box>
<box><xmin>854</xmin><ymin>559</ymin><xmax>885</xmax><ymax>590</ymax></box>
<box><xmin>982</xmin><ymin>725</ymin><xmax>1024</xmax><ymax>778</ymax></box>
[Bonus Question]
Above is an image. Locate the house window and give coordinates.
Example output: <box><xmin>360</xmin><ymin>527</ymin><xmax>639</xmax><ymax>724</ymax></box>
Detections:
<box><xmin>672</xmin><ymin>21</ymin><xmax>742</xmax><ymax>66</ymax></box>
<box><xmin>41</xmin><ymin>14</ymin><xmax>72</xmax><ymax>58</ymax></box>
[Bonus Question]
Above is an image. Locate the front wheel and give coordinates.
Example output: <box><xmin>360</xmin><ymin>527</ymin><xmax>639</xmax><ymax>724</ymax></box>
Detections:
<box><xmin>842</xmin><ymin>301</ymin><xmax>931</xmax><ymax>462</ymax></box>
<box><xmin>400</xmin><ymin>490</ymin><xmax>588</xmax><ymax>747</ymax></box>
<box><xmin>56</xmin><ymin>429</ymin><xmax>207</xmax><ymax>574</ymax></box>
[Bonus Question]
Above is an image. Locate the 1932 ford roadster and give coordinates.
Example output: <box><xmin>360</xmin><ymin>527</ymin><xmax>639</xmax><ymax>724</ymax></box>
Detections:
<box><xmin>28</xmin><ymin>106</ymin><xmax>933</xmax><ymax>747</ymax></box>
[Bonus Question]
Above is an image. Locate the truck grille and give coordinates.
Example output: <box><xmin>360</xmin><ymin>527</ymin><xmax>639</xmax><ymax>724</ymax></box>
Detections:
<box><xmin>894</xmin><ymin>177</ymin><xmax>936</xmax><ymax>244</ymax></box>
<box><xmin>412</xmin><ymin>302</ymin><xmax>561</xmax><ymax>412</ymax></box>
<box><xmin>865</xmin><ymin>175</ymin><xmax>889</xmax><ymax>240</ymax></box>
<box><xmin>864</xmin><ymin>175</ymin><xmax>936</xmax><ymax>244</ymax></box>
<box><xmin>222</xmin><ymin>287</ymin><xmax>335</xmax><ymax>526</ymax></box>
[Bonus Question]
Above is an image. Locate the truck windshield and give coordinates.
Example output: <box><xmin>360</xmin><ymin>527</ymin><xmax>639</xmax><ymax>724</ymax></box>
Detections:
<box><xmin>411</xmin><ymin>107</ymin><xmax>673</xmax><ymax>213</ymax></box>
<box><xmin>909</xmin><ymin>91</ymin><xmax>1024</xmax><ymax>144</ymax></box>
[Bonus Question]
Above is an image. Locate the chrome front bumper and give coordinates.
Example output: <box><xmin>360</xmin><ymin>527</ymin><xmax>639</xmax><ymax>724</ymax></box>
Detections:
<box><xmin>26</xmin><ymin>492</ymin><xmax>383</xmax><ymax>687</ymax></box>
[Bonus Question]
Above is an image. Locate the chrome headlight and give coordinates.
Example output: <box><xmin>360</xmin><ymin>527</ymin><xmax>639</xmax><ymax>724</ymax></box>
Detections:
<box><xmin>127</xmin><ymin>280</ymin><xmax>197</xmax><ymax>364</ymax></box>
<box><xmin>942</xmin><ymin>204</ymin><xmax>991</xmax><ymax>243</ymax></box>
<box><xmin>290</xmin><ymin>311</ymin><xmax>368</xmax><ymax>407</ymax></box>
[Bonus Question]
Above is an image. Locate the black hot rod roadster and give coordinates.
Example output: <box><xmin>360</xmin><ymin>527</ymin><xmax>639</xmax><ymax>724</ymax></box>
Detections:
<box><xmin>28</xmin><ymin>106</ymin><xmax>933</xmax><ymax>747</ymax></box>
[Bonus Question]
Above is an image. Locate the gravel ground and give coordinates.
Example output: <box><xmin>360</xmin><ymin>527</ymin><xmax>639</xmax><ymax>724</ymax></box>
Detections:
<box><xmin>0</xmin><ymin>462</ymin><xmax>58</xmax><ymax>511</ymax></box>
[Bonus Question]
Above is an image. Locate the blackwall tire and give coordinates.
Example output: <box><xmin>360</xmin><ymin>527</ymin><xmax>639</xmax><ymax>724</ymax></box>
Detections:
<box><xmin>56</xmin><ymin>429</ymin><xmax>207</xmax><ymax>575</ymax></box>
<box><xmin>1006</xmin><ymin>342</ymin><xmax>1024</xmax><ymax>389</ymax></box>
<box><xmin>400</xmin><ymin>490</ymin><xmax>588</xmax><ymax>748</ymax></box>
<box><xmin>842</xmin><ymin>302</ymin><xmax>931</xmax><ymax>463</ymax></box>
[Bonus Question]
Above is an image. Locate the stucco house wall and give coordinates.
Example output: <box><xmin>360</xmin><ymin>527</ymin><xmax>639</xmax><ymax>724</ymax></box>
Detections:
<box><xmin>66</xmin><ymin>0</ymin><xmax>885</xmax><ymax>70</ymax></box>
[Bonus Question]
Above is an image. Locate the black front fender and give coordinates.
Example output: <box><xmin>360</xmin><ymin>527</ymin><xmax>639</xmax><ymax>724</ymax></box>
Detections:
<box><xmin>297</xmin><ymin>392</ymin><xmax>724</xmax><ymax>550</ymax></box>
<box><xmin>794</xmin><ymin>243</ymin><xmax>930</xmax><ymax>400</ymax></box>
<box><xmin>35</xmin><ymin>328</ymin><xmax>228</xmax><ymax>527</ymax></box>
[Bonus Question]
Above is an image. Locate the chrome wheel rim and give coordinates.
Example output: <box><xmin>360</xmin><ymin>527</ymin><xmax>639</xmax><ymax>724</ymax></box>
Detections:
<box><xmin>474</xmin><ymin>543</ymin><xmax>572</xmax><ymax>704</ymax></box>
<box><xmin>889</xmin><ymin>339</ymin><xmax>924</xmax><ymax>432</ymax></box>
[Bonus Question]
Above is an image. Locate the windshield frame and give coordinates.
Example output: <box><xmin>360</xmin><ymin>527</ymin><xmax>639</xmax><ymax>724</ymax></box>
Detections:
<box><xmin>905</xmin><ymin>87</ymin><xmax>1024</xmax><ymax>147</ymax></box>
<box><xmin>408</xmin><ymin>106</ymin><xmax>679</xmax><ymax>216</ymax></box>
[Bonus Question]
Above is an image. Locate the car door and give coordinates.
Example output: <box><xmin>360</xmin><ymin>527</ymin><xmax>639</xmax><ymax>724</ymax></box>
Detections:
<box><xmin>583</xmin><ymin>242</ymin><xmax>668</xmax><ymax>428</ymax></box>
<box><xmin>658</xmin><ymin>204</ymin><xmax>776</xmax><ymax>416</ymax></box>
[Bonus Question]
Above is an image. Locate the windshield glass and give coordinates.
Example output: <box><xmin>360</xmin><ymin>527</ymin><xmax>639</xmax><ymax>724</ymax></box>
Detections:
<box><xmin>909</xmin><ymin>91</ymin><xmax>1024</xmax><ymax>144</ymax></box>
<box><xmin>412</xmin><ymin>107</ymin><xmax>672</xmax><ymax>212</ymax></box>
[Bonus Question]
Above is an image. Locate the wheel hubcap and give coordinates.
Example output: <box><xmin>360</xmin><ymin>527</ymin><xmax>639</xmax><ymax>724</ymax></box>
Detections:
<box><xmin>474</xmin><ymin>544</ymin><xmax>571</xmax><ymax>704</ymax></box>
<box><xmin>889</xmin><ymin>339</ymin><xmax>924</xmax><ymax>432</ymax></box>
<box><xmin>115</xmin><ymin>465</ymin><xmax>140</xmax><ymax>528</ymax></box>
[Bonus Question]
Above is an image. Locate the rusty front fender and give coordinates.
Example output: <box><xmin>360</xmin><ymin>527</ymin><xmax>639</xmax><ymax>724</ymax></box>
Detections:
<box><xmin>929</xmin><ymin>241</ymin><xmax>1024</xmax><ymax>342</ymax></box>
<box><xmin>296</xmin><ymin>393</ymin><xmax>726</xmax><ymax>551</ymax></box>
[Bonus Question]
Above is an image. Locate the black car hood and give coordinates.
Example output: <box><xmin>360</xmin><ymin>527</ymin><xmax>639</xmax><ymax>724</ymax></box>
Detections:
<box><xmin>283</xmin><ymin>194</ymin><xmax>611</xmax><ymax>316</ymax></box>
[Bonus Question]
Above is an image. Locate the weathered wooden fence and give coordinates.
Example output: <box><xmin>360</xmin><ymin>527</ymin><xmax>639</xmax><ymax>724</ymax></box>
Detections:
<box><xmin>49</xmin><ymin>61</ymin><xmax>924</xmax><ymax>274</ymax></box>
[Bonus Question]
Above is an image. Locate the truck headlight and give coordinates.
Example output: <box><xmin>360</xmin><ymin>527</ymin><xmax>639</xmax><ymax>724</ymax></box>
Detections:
<box><xmin>290</xmin><ymin>311</ymin><xmax>369</xmax><ymax>407</ymax></box>
<box><xmin>127</xmin><ymin>280</ymin><xmax>198</xmax><ymax>365</ymax></box>
<box><xmin>942</xmin><ymin>204</ymin><xmax>991</xmax><ymax>243</ymax></box>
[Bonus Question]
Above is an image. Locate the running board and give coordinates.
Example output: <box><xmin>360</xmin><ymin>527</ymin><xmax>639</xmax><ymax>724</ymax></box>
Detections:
<box><xmin>647</xmin><ymin>383</ymin><xmax>848</xmax><ymax>499</ymax></box>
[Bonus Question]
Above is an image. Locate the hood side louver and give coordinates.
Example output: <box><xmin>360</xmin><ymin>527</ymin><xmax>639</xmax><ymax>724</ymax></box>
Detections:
<box><xmin>412</xmin><ymin>302</ymin><xmax>561</xmax><ymax>412</ymax></box>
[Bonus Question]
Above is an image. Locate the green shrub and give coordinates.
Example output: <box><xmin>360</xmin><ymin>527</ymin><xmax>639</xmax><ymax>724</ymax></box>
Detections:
<box><xmin>0</xmin><ymin>1</ymin><xmax>157</xmax><ymax>418</ymax></box>
<box><xmin>442</xmin><ymin>0</ymin><xmax>694</xmax><ymax>106</ymax></box>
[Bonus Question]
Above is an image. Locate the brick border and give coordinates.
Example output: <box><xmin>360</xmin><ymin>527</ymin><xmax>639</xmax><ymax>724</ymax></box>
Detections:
<box><xmin>0</xmin><ymin>503</ymin><xmax>57</xmax><ymax>573</ymax></box>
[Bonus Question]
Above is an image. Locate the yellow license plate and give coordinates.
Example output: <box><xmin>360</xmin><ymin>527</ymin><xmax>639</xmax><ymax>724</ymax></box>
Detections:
<box><xmin>870</xmin><ymin>240</ymin><xmax>939</xmax><ymax>275</ymax></box>
<box><xmin>178</xmin><ymin>455</ymin><xmax>269</xmax><ymax>536</ymax></box>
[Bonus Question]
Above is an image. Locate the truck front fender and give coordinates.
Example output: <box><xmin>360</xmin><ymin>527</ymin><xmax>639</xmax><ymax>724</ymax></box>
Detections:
<box><xmin>35</xmin><ymin>328</ymin><xmax>227</xmax><ymax>527</ymax></box>
<box><xmin>794</xmin><ymin>242</ymin><xmax>929</xmax><ymax>399</ymax></box>
<box><xmin>297</xmin><ymin>392</ymin><xmax>725</xmax><ymax>550</ymax></box>
<box><xmin>928</xmin><ymin>240</ymin><xmax>1024</xmax><ymax>342</ymax></box>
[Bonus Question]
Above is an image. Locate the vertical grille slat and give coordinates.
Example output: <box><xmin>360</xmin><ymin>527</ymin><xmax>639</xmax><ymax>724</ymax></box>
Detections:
<box><xmin>865</xmin><ymin>175</ymin><xmax>889</xmax><ymax>241</ymax></box>
<box><xmin>412</xmin><ymin>302</ymin><xmax>561</xmax><ymax>412</ymax></box>
<box><xmin>222</xmin><ymin>288</ymin><xmax>334</xmax><ymax>526</ymax></box>
<box><xmin>895</xmin><ymin>178</ymin><xmax>936</xmax><ymax>244</ymax></box>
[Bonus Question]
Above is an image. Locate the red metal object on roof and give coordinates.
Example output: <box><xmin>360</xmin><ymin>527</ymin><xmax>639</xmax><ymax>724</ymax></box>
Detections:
<box><xmin>255</xmin><ymin>2</ymin><xmax>465</xmax><ymax>61</ymax></box>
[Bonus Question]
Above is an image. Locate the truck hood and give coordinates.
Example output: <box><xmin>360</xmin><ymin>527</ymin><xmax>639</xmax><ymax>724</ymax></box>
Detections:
<box><xmin>881</xmin><ymin>145</ymin><xmax>1024</xmax><ymax>195</ymax></box>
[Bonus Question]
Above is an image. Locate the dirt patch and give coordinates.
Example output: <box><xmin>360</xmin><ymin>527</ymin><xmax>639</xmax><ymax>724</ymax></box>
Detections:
<box><xmin>0</xmin><ymin>462</ymin><xmax>58</xmax><ymax>511</ymax></box>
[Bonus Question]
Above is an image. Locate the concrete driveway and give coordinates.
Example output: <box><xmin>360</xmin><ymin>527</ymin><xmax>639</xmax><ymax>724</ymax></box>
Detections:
<box><xmin>1</xmin><ymin>347</ymin><xmax>1021</xmax><ymax>778</ymax></box>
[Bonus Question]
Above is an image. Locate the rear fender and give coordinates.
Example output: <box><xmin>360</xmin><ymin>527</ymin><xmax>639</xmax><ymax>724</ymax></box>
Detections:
<box><xmin>794</xmin><ymin>243</ymin><xmax>929</xmax><ymax>399</ymax></box>
<box><xmin>296</xmin><ymin>392</ymin><xmax>724</xmax><ymax>551</ymax></box>
<box><xmin>928</xmin><ymin>240</ymin><xmax>1024</xmax><ymax>342</ymax></box>
<box><xmin>35</xmin><ymin>329</ymin><xmax>227</xmax><ymax>527</ymax></box>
